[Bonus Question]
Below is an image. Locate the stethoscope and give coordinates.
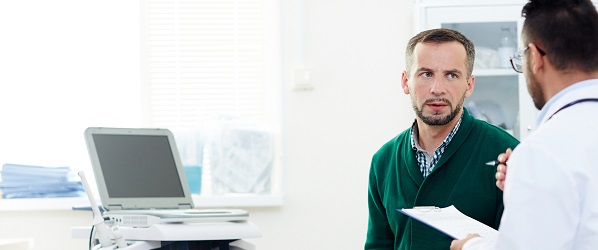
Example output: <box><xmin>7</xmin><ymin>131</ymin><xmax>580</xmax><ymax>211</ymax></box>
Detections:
<box><xmin>547</xmin><ymin>98</ymin><xmax>598</xmax><ymax>120</ymax></box>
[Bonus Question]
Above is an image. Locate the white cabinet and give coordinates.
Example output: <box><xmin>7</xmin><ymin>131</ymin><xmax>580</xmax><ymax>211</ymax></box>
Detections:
<box><xmin>416</xmin><ymin>0</ymin><xmax>536</xmax><ymax>139</ymax></box>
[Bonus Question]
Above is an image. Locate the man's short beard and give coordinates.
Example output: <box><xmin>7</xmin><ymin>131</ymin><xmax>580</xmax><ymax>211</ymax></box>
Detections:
<box><xmin>413</xmin><ymin>98</ymin><xmax>462</xmax><ymax>126</ymax></box>
<box><xmin>525</xmin><ymin>59</ymin><xmax>546</xmax><ymax>110</ymax></box>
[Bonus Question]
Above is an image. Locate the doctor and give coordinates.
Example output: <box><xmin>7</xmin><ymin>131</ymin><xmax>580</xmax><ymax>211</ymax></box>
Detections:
<box><xmin>451</xmin><ymin>0</ymin><xmax>598</xmax><ymax>249</ymax></box>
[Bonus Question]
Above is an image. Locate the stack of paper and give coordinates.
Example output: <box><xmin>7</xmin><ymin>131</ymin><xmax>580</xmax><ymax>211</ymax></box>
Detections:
<box><xmin>0</xmin><ymin>163</ymin><xmax>84</xmax><ymax>199</ymax></box>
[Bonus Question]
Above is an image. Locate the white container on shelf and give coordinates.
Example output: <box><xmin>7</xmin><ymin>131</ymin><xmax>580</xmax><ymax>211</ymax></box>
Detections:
<box><xmin>498</xmin><ymin>26</ymin><xmax>516</xmax><ymax>68</ymax></box>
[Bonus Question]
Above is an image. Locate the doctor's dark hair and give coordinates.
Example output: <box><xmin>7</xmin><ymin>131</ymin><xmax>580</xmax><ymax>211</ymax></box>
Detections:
<box><xmin>405</xmin><ymin>28</ymin><xmax>475</xmax><ymax>79</ymax></box>
<box><xmin>521</xmin><ymin>0</ymin><xmax>598</xmax><ymax>72</ymax></box>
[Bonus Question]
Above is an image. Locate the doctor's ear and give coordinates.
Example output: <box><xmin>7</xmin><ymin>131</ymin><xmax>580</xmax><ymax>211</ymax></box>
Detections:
<box><xmin>528</xmin><ymin>43</ymin><xmax>546</xmax><ymax>74</ymax></box>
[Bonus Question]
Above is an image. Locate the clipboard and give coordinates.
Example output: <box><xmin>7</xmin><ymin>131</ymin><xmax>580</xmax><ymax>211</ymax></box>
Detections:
<box><xmin>397</xmin><ymin>205</ymin><xmax>498</xmax><ymax>240</ymax></box>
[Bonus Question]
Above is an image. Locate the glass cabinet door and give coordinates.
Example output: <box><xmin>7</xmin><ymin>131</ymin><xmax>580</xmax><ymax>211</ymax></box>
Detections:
<box><xmin>417</xmin><ymin>1</ymin><xmax>537</xmax><ymax>139</ymax></box>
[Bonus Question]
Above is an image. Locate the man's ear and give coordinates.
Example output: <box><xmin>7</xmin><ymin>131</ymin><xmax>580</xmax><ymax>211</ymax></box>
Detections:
<box><xmin>401</xmin><ymin>70</ymin><xmax>410</xmax><ymax>94</ymax></box>
<box><xmin>528</xmin><ymin>43</ymin><xmax>545</xmax><ymax>74</ymax></box>
<box><xmin>464</xmin><ymin>75</ymin><xmax>475</xmax><ymax>98</ymax></box>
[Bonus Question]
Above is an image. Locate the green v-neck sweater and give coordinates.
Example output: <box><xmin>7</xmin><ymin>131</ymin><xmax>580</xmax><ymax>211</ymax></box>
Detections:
<box><xmin>366</xmin><ymin>109</ymin><xmax>519</xmax><ymax>250</ymax></box>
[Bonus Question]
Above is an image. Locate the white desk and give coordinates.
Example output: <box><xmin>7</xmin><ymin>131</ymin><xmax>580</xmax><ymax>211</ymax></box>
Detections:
<box><xmin>72</xmin><ymin>221</ymin><xmax>261</xmax><ymax>249</ymax></box>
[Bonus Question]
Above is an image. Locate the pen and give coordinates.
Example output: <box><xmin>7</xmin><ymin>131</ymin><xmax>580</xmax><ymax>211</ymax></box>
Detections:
<box><xmin>485</xmin><ymin>160</ymin><xmax>507</xmax><ymax>166</ymax></box>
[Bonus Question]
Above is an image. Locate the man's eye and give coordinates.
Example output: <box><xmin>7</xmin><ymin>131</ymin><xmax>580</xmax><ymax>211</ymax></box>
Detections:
<box><xmin>421</xmin><ymin>72</ymin><xmax>432</xmax><ymax>77</ymax></box>
<box><xmin>447</xmin><ymin>73</ymin><xmax>458</xmax><ymax>79</ymax></box>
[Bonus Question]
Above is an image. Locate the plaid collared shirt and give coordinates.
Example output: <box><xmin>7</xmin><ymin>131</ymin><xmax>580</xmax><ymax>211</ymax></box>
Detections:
<box><xmin>410</xmin><ymin>115</ymin><xmax>462</xmax><ymax>178</ymax></box>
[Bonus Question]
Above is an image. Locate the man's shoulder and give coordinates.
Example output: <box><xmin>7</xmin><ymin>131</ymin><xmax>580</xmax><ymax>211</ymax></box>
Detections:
<box><xmin>471</xmin><ymin>117</ymin><xmax>519</xmax><ymax>143</ymax></box>
<box><xmin>463</xmin><ymin>108</ymin><xmax>517</xmax><ymax>141</ymax></box>
<box><xmin>373</xmin><ymin>129</ymin><xmax>410</xmax><ymax>159</ymax></box>
<box><xmin>378</xmin><ymin>129</ymin><xmax>410</xmax><ymax>149</ymax></box>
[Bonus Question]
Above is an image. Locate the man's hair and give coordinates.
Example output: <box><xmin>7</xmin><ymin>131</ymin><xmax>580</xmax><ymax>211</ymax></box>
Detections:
<box><xmin>522</xmin><ymin>0</ymin><xmax>598</xmax><ymax>72</ymax></box>
<box><xmin>405</xmin><ymin>28</ymin><xmax>475</xmax><ymax>79</ymax></box>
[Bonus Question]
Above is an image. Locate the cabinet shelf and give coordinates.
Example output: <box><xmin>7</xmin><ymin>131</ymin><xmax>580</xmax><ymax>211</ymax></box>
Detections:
<box><xmin>417</xmin><ymin>0</ymin><xmax>539</xmax><ymax>139</ymax></box>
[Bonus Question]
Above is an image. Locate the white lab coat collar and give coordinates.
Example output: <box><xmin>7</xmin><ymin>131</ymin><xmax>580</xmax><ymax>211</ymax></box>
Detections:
<box><xmin>536</xmin><ymin>79</ymin><xmax>598</xmax><ymax>126</ymax></box>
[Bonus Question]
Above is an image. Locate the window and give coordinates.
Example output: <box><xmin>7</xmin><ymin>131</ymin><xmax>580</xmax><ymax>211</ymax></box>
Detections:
<box><xmin>141</xmin><ymin>0</ymin><xmax>283</xmax><ymax>199</ymax></box>
<box><xmin>0</xmin><ymin>0</ymin><xmax>282</xmax><ymax>208</ymax></box>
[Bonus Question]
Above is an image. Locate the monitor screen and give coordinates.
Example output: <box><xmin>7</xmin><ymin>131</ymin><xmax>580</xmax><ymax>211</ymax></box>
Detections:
<box><xmin>92</xmin><ymin>134</ymin><xmax>185</xmax><ymax>198</ymax></box>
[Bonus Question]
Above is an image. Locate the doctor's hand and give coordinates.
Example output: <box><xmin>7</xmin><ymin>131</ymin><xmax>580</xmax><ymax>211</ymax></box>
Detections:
<box><xmin>495</xmin><ymin>148</ymin><xmax>512</xmax><ymax>191</ymax></box>
<box><xmin>450</xmin><ymin>234</ymin><xmax>480</xmax><ymax>250</ymax></box>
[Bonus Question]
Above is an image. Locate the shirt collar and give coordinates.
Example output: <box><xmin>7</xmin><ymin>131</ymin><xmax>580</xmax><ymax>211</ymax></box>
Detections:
<box><xmin>410</xmin><ymin>113</ymin><xmax>463</xmax><ymax>152</ymax></box>
<box><xmin>536</xmin><ymin>79</ymin><xmax>598</xmax><ymax>126</ymax></box>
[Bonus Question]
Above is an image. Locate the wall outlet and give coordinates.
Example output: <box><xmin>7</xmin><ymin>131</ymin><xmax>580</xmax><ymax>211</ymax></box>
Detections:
<box><xmin>293</xmin><ymin>69</ymin><xmax>314</xmax><ymax>91</ymax></box>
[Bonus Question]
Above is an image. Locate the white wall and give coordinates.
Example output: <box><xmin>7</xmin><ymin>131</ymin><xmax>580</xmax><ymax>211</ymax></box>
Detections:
<box><xmin>244</xmin><ymin>1</ymin><xmax>414</xmax><ymax>249</ymax></box>
<box><xmin>0</xmin><ymin>0</ymin><xmax>415</xmax><ymax>249</ymax></box>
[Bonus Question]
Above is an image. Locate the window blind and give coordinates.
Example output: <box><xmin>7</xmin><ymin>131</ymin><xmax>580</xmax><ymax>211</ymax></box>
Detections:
<box><xmin>140</xmin><ymin>0</ymin><xmax>282</xmax><ymax>195</ymax></box>
<box><xmin>141</xmin><ymin>0</ymin><xmax>275</xmax><ymax>128</ymax></box>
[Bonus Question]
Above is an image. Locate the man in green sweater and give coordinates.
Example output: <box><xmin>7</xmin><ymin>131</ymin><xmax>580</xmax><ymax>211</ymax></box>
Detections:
<box><xmin>365</xmin><ymin>28</ymin><xmax>519</xmax><ymax>249</ymax></box>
